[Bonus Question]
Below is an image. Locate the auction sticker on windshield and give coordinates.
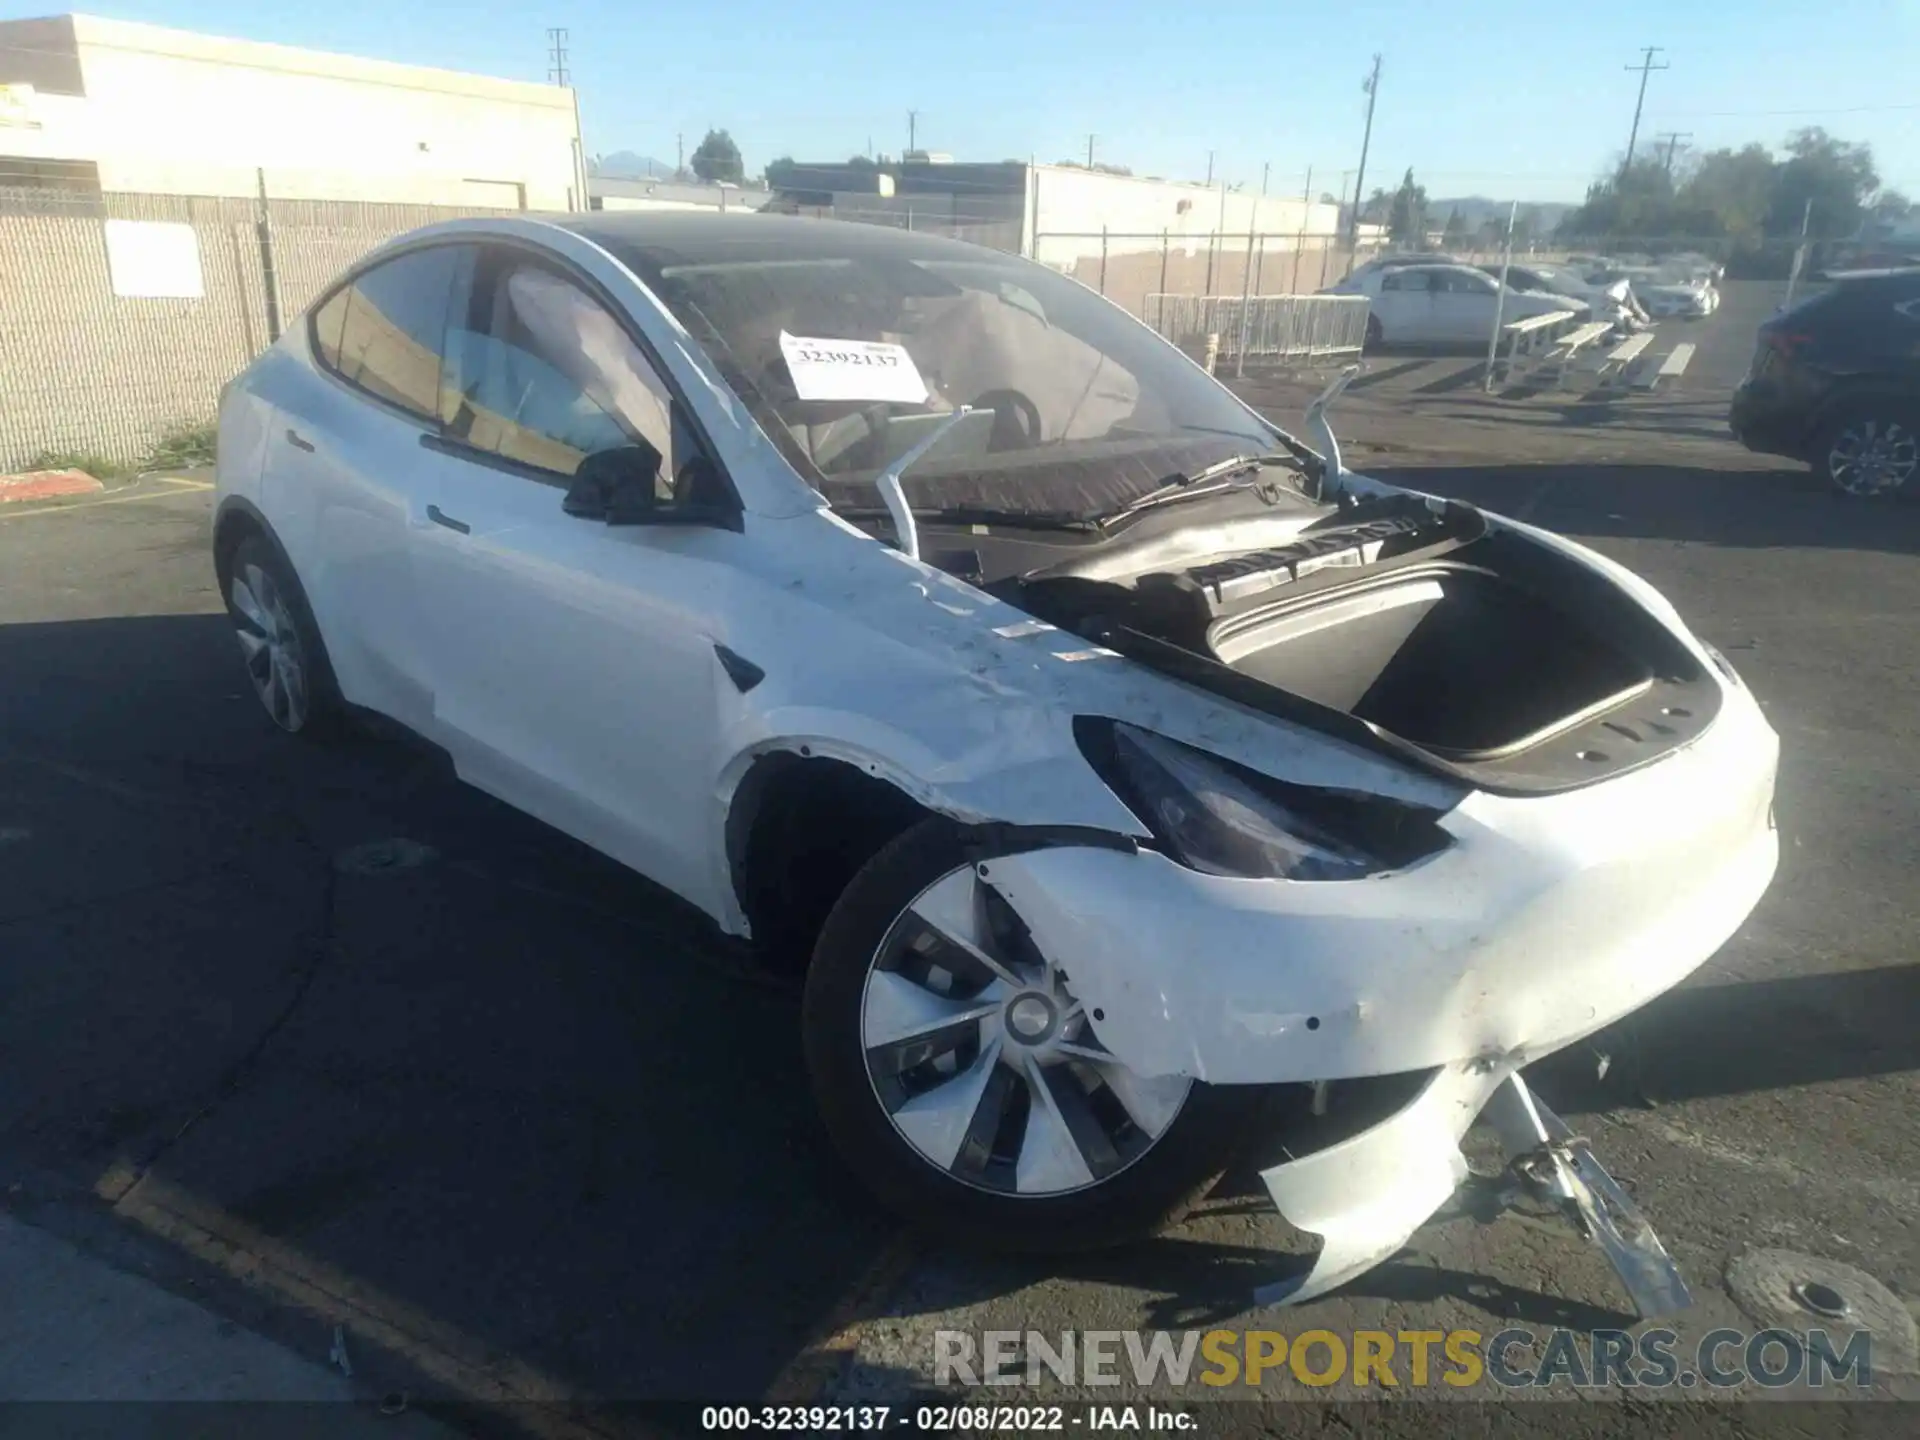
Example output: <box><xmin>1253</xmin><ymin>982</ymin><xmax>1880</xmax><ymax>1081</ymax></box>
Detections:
<box><xmin>779</xmin><ymin>331</ymin><xmax>930</xmax><ymax>404</ymax></box>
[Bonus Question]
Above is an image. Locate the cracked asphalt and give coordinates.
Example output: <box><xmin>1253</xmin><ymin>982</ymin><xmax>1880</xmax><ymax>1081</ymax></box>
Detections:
<box><xmin>2</xmin><ymin>281</ymin><xmax>1916</xmax><ymax>1433</ymax></box>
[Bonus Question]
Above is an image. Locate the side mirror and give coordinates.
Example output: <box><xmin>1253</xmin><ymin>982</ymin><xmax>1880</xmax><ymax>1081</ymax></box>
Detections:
<box><xmin>563</xmin><ymin>442</ymin><xmax>663</xmax><ymax>525</ymax></box>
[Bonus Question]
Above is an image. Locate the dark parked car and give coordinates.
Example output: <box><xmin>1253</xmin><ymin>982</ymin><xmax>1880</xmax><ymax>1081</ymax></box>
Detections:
<box><xmin>1730</xmin><ymin>269</ymin><xmax>1920</xmax><ymax>496</ymax></box>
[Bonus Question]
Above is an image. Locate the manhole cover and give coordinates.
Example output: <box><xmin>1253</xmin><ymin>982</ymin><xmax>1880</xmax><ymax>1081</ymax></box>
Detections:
<box><xmin>333</xmin><ymin>838</ymin><xmax>438</xmax><ymax>875</ymax></box>
<box><xmin>1725</xmin><ymin>1248</ymin><xmax>1918</xmax><ymax>1376</ymax></box>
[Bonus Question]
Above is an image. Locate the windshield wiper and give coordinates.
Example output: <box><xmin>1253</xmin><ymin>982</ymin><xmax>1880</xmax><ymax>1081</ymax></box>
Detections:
<box><xmin>1097</xmin><ymin>452</ymin><xmax>1305</xmax><ymax>529</ymax></box>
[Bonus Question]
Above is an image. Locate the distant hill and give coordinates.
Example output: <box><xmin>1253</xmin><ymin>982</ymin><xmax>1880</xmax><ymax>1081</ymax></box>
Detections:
<box><xmin>1430</xmin><ymin>196</ymin><xmax>1575</xmax><ymax>232</ymax></box>
<box><xmin>590</xmin><ymin>150</ymin><xmax>676</xmax><ymax>180</ymax></box>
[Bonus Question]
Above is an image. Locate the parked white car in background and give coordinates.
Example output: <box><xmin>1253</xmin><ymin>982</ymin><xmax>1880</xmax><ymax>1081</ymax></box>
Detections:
<box><xmin>1481</xmin><ymin>263</ymin><xmax>1648</xmax><ymax>333</ymax></box>
<box><xmin>211</xmin><ymin>213</ymin><xmax>1778</xmax><ymax>1313</ymax></box>
<box><xmin>1325</xmin><ymin>262</ymin><xmax>1591</xmax><ymax>346</ymax></box>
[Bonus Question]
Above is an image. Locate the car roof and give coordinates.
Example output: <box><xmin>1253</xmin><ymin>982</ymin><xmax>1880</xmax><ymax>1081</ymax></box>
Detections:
<box><xmin>551</xmin><ymin>210</ymin><xmax>1012</xmax><ymax>272</ymax></box>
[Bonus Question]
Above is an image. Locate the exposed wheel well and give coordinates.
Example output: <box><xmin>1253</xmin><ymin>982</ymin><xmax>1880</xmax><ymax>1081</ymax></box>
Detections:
<box><xmin>212</xmin><ymin>505</ymin><xmax>266</xmax><ymax>593</ymax></box>
<box><xmin>728</xmin><ymin>753</ymin><xmax>936</xmax><ymax>969</ymax></box>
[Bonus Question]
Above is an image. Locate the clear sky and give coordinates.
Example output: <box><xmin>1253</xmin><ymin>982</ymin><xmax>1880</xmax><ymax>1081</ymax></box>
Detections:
<box><xmin>11</xmin><ymin>1</ymin><xmax>1920</xmax><ymax>202</ymax></box>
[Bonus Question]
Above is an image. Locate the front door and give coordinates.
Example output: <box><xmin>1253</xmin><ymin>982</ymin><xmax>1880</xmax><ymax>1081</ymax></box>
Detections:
<box><xmin>408</xmin><ymin>247</ymin><xmax>742</xmax><ymax>910</ymax></box>
<box><xmin>1374</xmin><ymin>268</ymin><xmax>1436</xmax><ymax>342</ymax></box>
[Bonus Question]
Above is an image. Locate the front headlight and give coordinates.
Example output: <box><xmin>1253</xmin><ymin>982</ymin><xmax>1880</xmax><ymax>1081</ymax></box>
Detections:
<box><xmin>1078</xmin><ymin>720</ymin><xmax>1452</xmax><ymax>881</ymax></box>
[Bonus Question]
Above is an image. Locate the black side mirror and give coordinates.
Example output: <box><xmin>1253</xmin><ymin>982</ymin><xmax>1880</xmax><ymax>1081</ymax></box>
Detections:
<box><xmin>563</xmin><ymin>442</ymin><xmax>663</xmax><ymax>524</ymax></box>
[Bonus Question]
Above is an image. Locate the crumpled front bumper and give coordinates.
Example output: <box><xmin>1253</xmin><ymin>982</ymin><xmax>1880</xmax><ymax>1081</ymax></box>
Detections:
<box><xmin>984</xmin><ymin>680</ymin><xmax>1778</xmax><ymax>1088</ymax></box>
<box><xmin>982</xmin><ymin>674</ymin><xmax>1778</xmax><ymax>1307</ymax></box>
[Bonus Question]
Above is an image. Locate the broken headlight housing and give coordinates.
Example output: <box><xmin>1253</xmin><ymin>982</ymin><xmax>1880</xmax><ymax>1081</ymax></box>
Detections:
<box><xmin>1077</xmin><ymin>719</ymin><xmax>1452</xmax><ymax>881</ymax></box>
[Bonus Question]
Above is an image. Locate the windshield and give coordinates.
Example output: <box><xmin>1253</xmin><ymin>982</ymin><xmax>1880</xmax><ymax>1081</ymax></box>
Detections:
<box><xmin>603</xmin><ymin>226</ymin><xmax>1282</xmax><ymax>520</ymax></box>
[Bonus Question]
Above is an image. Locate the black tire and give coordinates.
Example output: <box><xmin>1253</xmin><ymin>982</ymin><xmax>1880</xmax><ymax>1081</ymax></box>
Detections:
<box><xmin>1365</xmin><ymin>313</ymin><xmax>1385</xmax><ymax>351</ymax></box>
<box><xmin>801</xmin><ymin>818</ymin><xmax>1296</xmax><ymax>1253</ymax></box>
<box><xmin>1815</xmin><ymin>402</ymin><xmax>1920</xmax><ymax>499</ymax></box>
<box><xmin>223</xmin><ymin>533</ymin><xmax>343</xmax><ymax>736</ymax></box>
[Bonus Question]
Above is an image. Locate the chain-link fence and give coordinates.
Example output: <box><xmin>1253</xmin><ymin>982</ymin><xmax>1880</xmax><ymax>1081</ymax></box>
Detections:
<box><xmin>0</xmin><ymin>187</ymin><xmax>518</xmax><ymax>472</ymax></box>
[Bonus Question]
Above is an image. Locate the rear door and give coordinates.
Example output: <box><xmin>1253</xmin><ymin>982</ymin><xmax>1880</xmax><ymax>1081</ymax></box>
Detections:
<box><xmin>1430</xmin><ymin>267</ymin><xmax>1503</xmax><ymax>343</ymax></box>
<box><xmin>265</xmin><ymin>243</ymin><xmax>477</xmax><ymax>731</ymax></box>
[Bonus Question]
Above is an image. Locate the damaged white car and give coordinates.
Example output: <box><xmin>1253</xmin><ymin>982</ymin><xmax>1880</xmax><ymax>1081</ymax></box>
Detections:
<box><xmin>213</xmin><ymin>214</ymin><xmax>1779</xmax><ymax>1314</ymax></box>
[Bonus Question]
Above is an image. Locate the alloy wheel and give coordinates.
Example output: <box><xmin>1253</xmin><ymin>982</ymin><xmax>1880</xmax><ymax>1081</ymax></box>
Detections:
<box><xmin>1828</xmin><ymin>418</ymin><xmax>1918</xmax><ymax>497</ymax></box>
<box><xmin>859</xmin><ymin>864</ymin><xmax>1192</xmax><ymax>1197</ymax></box>
<box><xmin>230</xmin><ymin>560</ymin><xmax>310</xmax><ymax>731</ymax></box>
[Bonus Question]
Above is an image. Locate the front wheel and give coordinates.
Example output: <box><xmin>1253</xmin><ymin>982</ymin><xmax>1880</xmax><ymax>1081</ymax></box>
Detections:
<box><xmin>1816</xmin><ymin>405</ymin><xmax>1919</xmax><ymax>498</ymax></box>
<box><xmin>802</xmin><ymin>820</ymin><xmax>1288</xmax><ymax>1253</ymax></box>
<box><xmin>1364</xmin><ymin>313</ymin><xmax>1385</xmax><ymax>351</ymax></box>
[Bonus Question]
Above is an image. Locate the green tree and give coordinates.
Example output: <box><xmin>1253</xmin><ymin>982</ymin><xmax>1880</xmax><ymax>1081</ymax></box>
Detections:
<box><xmin>1442</xmin><ymin>208</ymin><xmax>1466</xmax><ymax>246</ymax></box>
<box><xmin>1766</xmin><ymin>127</ymin><xmax>1878</xmax><ymax>239</ymax></box>
<box><xmin>691</xmin><ymin>128</ymin><xmax>745</xmax><ymax>184</ymax></box>
<box><xmin>1386</xmin><ymin>168</ymin><xmax>1429</xmax><ymax>247</ymax></box>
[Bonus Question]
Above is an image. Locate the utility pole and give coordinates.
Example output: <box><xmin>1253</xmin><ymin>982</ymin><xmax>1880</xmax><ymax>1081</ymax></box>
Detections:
<box><xmin>1261</xmin><ymin>161</ymin><xmax>1269</xmax><ymax>196</ymax></box>
<box><xmin>1349</xmin><ymin>53</ymin><xmax>1381</xmax><ymax>247</ymax></box>
<box><xmin>908</xmin><ymin>110</ymin><xmax>919</xmax><ymax>153</ymax></box>
<box><xmin>1621</xmin><ymin>47</ymin><xmax>1669</xmax><ymax>172</ymax></box>
<box><xmin>676</xmin><ymin>132</ymin><xmax>684</xmax><ymax>178</ymax></box>
<box><xmin>546</xmin><ymin>27</ymin><xmax>569</xmax><ymax>85</ymax></box>
<box><xmin>1086</xmin><ymin>134</ymin><xmax>1096</xmax><ymax>168</ymax></box>
<box><xmin>1656</xmin><ymin>130</ymin><xmax>1692</xmax><ymax>177</ymax></box>
<box><xmin>1205</xmin><ymin>150</ymin><xmax>1214</xmax><ymax>185</ymax></box>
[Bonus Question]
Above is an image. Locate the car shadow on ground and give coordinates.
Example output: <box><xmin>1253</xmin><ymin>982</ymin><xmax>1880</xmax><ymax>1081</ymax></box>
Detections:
<box><xmin>1367</xmin><ymin>462</ymin><xmax>1920</xmax><ymax>554</ymax></box>
<box><xmin>0</xmin><ymin>612</ymin><xmax>895</xmax><ymax>1415</ymax></box>
<box><xmin>5</xmin><ymin>603</ymin><xmax>1914</xmax><ymax>1415</ymax></box>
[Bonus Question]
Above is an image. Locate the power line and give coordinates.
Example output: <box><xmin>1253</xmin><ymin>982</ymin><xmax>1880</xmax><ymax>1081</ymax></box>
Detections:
<box><xmin>1622</xmin><ymin>46</ymin><xmax>1669</xmax><ymax>171</ymax></box>
<box><xmin>546</xmin><ymin>27</ymin><xmax>569</xmax><ymax>87</ymax></box>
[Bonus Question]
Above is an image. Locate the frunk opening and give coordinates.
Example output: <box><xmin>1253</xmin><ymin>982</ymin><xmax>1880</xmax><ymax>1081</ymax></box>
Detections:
<box><xmin>1211</xmin><ymin>566</ymin><xmax>1655</xmax><ymax>756</ymax></box>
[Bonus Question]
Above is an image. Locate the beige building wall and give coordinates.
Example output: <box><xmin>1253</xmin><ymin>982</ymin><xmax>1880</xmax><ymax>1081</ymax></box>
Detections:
<box><xmin>1</xmin><ymin>14</ymin><xmax>583</xmax><ymax>208</ymax></box>
<box><xmin>1028</xmin><ymin>165</ymin><xmax>1342</xmax><ymax>291</ymax></box>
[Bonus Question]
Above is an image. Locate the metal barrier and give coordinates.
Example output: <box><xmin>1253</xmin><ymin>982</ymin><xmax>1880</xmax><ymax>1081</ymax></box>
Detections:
<box><xmin>1144</xmin><ymin>293</ymin><xmax>1372</xmax><ymax>371</ymax></box>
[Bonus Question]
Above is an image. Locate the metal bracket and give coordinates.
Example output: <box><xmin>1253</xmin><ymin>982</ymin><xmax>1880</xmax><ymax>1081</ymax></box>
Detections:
<box><xmin>1485</xmin><ymin>1074</ymin><xmax>1693</xmax><ymax>1319</ymax></box>
<box><xmin>873</xmin><ymin>405</ymin><xmax>974</xmax><ymax>563</ymax></box>
<box><xmin>1303</xmin><ymin>364</ymin><xmax>1361</xmax><ymax>494</ymax></box>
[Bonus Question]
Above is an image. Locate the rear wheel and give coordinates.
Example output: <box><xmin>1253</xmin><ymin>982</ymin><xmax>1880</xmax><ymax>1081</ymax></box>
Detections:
<box><xmin>225</xmin><ymin>534</ymin><xmax>340</xmax><ymax>734</ymax></box>
<box><xmin>1365</xmin><ymin>313</ymin><xmax>1385</xmax><ymax>350</ymax></box>
<box><xmin>802</xmin><ymin>820</ymin><xmax>1289</xmax><ymax>1252</ymax></box>
<box><xmin>1817</xmin><ymin>404</ymin><xmax>1919</xmax><ymax>498</ymax></box>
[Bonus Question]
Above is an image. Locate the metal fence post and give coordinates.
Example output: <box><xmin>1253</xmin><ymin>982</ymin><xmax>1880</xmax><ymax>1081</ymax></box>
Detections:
<box><xmin>255</xmin><ymin>167</ymin><xmax>282</xmax><ymax>344</ymax></box>
<box><xmin>1099</xmin><ymin>226</ymin><xmax>1108</xmax><ymax>295</ymax></box>
<box><xmin>906</xmin><ymin>205</ymin><xmax>914</xmax><ymax>232</ymax></box>
<box><xmin>1159</xmin><ymin>229</ymin><xmax>1169</xmax><ymax>300</ymax></box>
<box><xmin>1235</xmin><ymin>224</ymin><xmax>1255</xmax><ymax>378</ymax></box>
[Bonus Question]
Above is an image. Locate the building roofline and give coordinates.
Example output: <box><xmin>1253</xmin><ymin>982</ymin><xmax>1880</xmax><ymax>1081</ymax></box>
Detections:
<box><xmin>32</xmin><ymin>13</ymin><xmax>574</xmax><ymax>108</ymax></box>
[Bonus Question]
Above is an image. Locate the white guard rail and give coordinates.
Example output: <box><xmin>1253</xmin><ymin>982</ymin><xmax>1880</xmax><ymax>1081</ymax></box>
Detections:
<box><xmin>1145</xmin><ymin>293</ymin><xmax>1372</xmax><ymax>369</ymax></box>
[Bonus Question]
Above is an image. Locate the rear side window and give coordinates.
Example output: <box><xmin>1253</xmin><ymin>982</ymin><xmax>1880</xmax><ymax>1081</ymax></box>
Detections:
<box><xmin>313</xmin><ymin>246</ymin><xmax>474</xmax><ymax>420</ymax></box>
<box><xmin>1381</xmin><ymin>270</ymin><xmax>1428</xmax><ymax>292</ymax></box>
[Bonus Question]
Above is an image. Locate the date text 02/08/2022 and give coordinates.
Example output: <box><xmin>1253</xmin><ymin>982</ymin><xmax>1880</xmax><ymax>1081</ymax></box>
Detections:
<box><xmin>700</xmin><ymin>1405</ymin><xmax>1196</xmax><ymax>1432</ymax></box>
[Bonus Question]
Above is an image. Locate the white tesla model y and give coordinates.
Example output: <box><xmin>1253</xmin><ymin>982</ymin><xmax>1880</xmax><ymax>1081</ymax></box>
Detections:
<box><xmin>213</xmin><ymin>213</ymin><xmax>1778</xmax><ymax>1312</ymax></box>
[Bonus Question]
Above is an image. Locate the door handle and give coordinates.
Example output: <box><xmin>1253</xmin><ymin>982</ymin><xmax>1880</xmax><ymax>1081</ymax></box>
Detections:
<box><xmin>426</xmin><ymin>504</ymin><xmax>470</xmax><ymax>535</ymax></box>
<box><xmin>285</xmin><ymin>428</ymin><xmax>315</xmax><ymax>453</ymax></box>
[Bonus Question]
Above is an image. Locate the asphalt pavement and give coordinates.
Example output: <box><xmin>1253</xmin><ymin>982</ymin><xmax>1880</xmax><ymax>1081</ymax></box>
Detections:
<box><xmin>2</xmin><ymin>282</ymin><xmax>1916</xmax><ymax>1431</ymax></box>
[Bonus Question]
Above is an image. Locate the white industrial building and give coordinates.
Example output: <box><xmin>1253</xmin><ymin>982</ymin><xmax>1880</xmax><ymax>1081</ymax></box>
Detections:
<box><xmin>0</xmin><ymin>14</ymin><xmax>586</xmax><ymax>208</ymax></box>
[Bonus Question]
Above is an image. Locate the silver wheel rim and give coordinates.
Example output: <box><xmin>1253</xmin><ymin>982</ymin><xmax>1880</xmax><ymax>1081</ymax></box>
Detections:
<box><xmin>230</xmin><ymin>561</ymin><xmax>309</xmax><ymax>732</ymax></box>
<box><xmin>860</xmin><ymin>864</ymin><xmax>1192</xmax><ymax>1197</ymax></box>
<box><xmin>1829</xmin><ymin>419</ymin><xmax>1917</xmax><ymax>496</ymax></box>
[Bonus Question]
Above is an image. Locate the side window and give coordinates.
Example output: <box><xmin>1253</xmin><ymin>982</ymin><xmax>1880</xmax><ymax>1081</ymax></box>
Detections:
<box><xmin>1381</xmin><ymin>270</ymin><xmax>1426</xmax><ymax>292</ymax></box>
<box><xmin>1439</xmin><ymin>270</ymin><xmax>1497</xmax><ymax>294</ymax></box>
<box><xmin>443</xmin><ymin>259</ymin><xmax>701</xmax><ymax>501</ymax></box>
<box><xmin>317</xmin><ymin>246</ymin><xmax>472</xmax><ymax>419</ymax></box>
